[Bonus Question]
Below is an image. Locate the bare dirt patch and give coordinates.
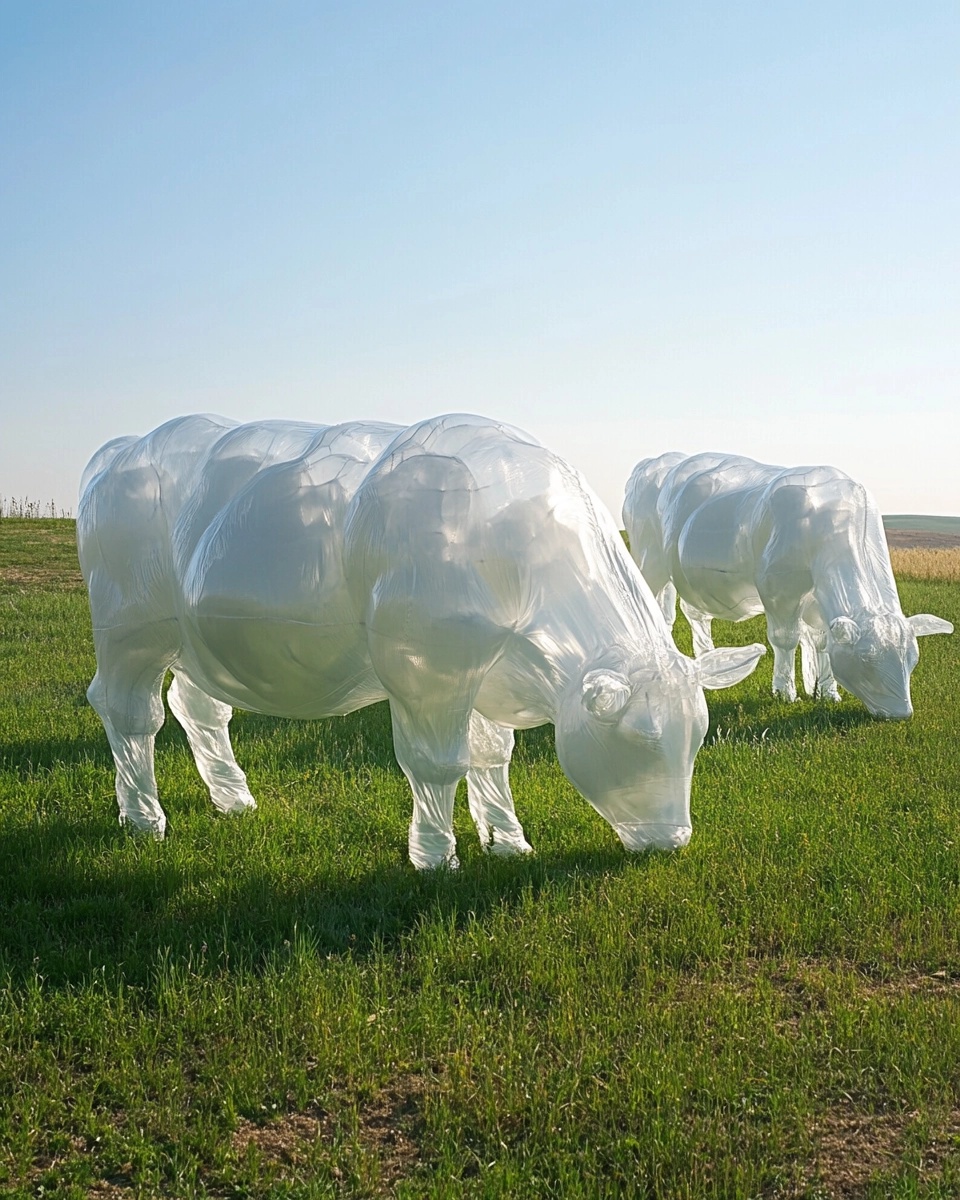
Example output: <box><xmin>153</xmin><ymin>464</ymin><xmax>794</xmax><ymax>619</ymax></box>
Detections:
<box><xmin>779</xmin><ymin>960</ymin><xmax>960</xmax><ymax>1000</ymax></box>
<box><xmin>0</xmin><ymin>563</ymin><xmax>84</xmax><ymax>588</ymax></box>
<box><xmin>87</xmin><ymin>1181</ymin><xmax>136</xmax><ymax>1198</ymax></box>
<box><xmin>232</xmin><ymin>1107</ymin><xmax>337</xmax><ymax>1163</ymax></box>
<box><xmin>231</xmin><ymin>1073</ymin><xmax>426</xmax><ymax>1190</ymax></box>
<box><xmin>803</xmin><ymin>1104</ymin><xmax>960</xmax><ymax>1198</ymax></box>
<box><xmin>856</xmin><ymin>968</ymin><xmax>960</xmax><ymax>999</ymax></box>
<box><xmin>356</xmin><ymin>1073</ymin><xmax>428</xmax><ymax>1185</ymax></box>
<box><xmin>885</xmin><ymin>530</ymin><xmax>960</xmax><ymax>550</ymax></box>
<box><xmin>808</xmin><ymin>1103</ymin><xmax>910</xmax><ymax>1197</ymax></box>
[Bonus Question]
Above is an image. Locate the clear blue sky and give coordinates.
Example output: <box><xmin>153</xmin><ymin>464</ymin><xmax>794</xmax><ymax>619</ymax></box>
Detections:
<box><xmin>2</xmin><ymin>1</ymin><xmax>958</xmax><ymax>518</ymax></box>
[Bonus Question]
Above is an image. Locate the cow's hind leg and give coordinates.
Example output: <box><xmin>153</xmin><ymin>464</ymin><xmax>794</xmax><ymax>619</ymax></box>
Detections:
<box><xmin>466</xmin><ymin>712</ymin><xmax>533</xmax><ymax>858</ymax></box>
<box><xmin>679</xmin><ymin>599</ymin><xmax>715</xmax><ymax>657</ymax></box>
<box><xmin>656</xmin><ymin>581</ymin><xmax>678</xmax><ymax>629</ymax></box>
<box><xmin>86</xmin><ymin>624</ymin><xmax>173</xmax><ymax>837</ymax></box>
<box><xmin>167</xmin><ymin>673</ymin><xmax>257</xmax><ymax>815</ymax></box>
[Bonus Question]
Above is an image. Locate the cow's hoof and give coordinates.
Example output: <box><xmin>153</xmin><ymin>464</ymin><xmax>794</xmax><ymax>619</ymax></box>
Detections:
<box><xmin>487</xmin><ymin>835</ymin><xmax>534</xmax><ymax>858</ymax></box>
<box><xmin>119</xmin><ymin>813</ymin><xmax>166</xmax><ymax>840</ymax></box>
<box><xmin>409</xmin><ymin>825</ymin><xmax>458</xmax><ymax>870</ymax></box>
<box><xmin>214</xmin><ymin>792</ymin><xmax>258</xmax><ymax>816</ymax></box>
<box><xmin>414</xmin><ymin>854</ymin><xmax>460</xmax><ymax>872</ymax></box>
<box><xmin>617</xmin><ymin>822</ymin><xmax>691</xmax><ymax>852</ymax></box>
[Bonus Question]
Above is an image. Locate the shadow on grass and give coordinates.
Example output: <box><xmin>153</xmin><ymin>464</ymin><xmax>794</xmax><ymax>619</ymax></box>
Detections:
<box><xmin>0</xmin><ymin>812</ymin><xmax>635</xmax><ymax>995</ymax></box>
<box><xmin>209</xmin><ymin>702</ymin><xmax>561</xmax><ymax>770</ymax></box>
<box><xmin>1</xmin><ymin>708</ymin><xmax>564</xmax><ymax>784</ymax></box>
<box><xmin>230</xmin><ymin>702</ymin><xmax>398</xmax><ymax>772</ymax></box>
<box><xmin>0</xmin><ymin>693</ymin><xmax>889</xmax><ymax>999</ymax></box>
<box><xmin>0</xmin><ymin>733</ymin><xmax>113</xmax><ymax>773</ymax></box>
<box><xmin>704</xmin><ymin>691</ymin><xmax>878</xmax><ymax>745</ymax></box>
<box><xmin>0</xmin><ymin>702</ymin><xmax>401</xmax><ymax>777</ymax></box>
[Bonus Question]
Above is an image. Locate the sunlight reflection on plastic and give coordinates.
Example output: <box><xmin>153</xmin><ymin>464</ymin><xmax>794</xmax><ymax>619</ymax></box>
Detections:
<box><xmin>623</xmin><ymin>452</ymin><xmax>953</xmax><ymax>719</ymax></box>
<box><xmin>78</xmin><ymin>415</ymin><xmax>765</xmax><ymax>867</ymax></box>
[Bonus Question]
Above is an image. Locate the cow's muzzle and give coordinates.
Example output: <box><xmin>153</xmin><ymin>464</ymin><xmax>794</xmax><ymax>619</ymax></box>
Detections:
<box><xmin>867</xmin><ymin>700</ymin><xmax>913</xmax><ymax>720</ymax></box>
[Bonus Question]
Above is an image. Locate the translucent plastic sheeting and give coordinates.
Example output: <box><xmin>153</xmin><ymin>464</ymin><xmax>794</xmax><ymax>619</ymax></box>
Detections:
<box><xmin>78</xmin><ymin>414</ymin><xmax>765</xmax><ymax>867</ymax></box>
<box><xmin>623</xmin><ymin>452</ymin><xmax>953</xmax><ymax>719</ymax></box>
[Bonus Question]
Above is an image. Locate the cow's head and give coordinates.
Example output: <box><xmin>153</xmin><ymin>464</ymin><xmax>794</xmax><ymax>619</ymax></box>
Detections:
<box><xmin>555</xmin><ymin>643</ymin><xmax>765</xmax><ymax>852</ymax></box>
<box><xmin>827</xmin><ymin>610</ymin><xmax>953</xmax><ymax>719</ymax></box>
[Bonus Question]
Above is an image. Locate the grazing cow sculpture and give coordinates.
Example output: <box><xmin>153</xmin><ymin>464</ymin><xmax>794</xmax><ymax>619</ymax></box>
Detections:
<box><xmin>78</xmin><ymin>414</ymin><xmax>765</xmax><ymax>868</ymax></box>
<box><xmin>623</xmin><ymin>452</ymin><xmax>952</xmax><ymax>719</ymax></box>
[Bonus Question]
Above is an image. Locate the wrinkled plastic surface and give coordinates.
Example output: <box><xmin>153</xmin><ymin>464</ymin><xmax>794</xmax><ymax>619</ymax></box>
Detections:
<box><xmin>78</xmin><ymin>414</ymin><xmax>765</xmax><ymax>866</ymax></box>
<box><xmin>623</xmin><ymin>452</ymin><xmax>953</xmax><ymax>719</ymax></box>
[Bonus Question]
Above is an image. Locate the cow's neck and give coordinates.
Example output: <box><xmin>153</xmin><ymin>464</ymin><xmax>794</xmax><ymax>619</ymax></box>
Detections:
<box><xmin>517</xmin><ymin>539</ymin><xmax>668</xmax><ymax>717</ymax></box>
<box><xmin>809</xmin><ymin>504</ymin><xmax>901</xmax><ymax>622</ymax></box>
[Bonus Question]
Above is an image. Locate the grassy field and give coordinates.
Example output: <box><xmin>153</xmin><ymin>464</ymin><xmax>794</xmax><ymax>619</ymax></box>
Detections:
<box><xmin>2</xmin><ymin>518</ymin><xmax>960</xmax><ymax>1198</ymax></box>
<box><xmin>883</xmin><ymin>516</ymin><xmax>960</xmax><ymax>536</ymax></box>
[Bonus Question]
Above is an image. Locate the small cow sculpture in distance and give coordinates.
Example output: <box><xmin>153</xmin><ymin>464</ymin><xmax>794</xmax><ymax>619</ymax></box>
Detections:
<box><xmin>78</xmin><ymin>414</ymin><xmax>765</xmax><ymax>868</ymax></box>
<box><xmin>623</xmin><ymin>452</ymin><xmax>952</xmax><ymax>719</ymax></box>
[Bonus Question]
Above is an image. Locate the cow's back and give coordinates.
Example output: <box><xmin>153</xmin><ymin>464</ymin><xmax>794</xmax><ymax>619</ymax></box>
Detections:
<box><xmin>658</xmin><ymin>455</ymin><xmax>771</xmax><ymax>551</ymax></box>
<box><xmin>650</xmin><ymin>454</ymin><xmax>780</xmax><ymax>620</ymax></box>
<box><xmin>170</xmin><ymin>421</ymin><xmax>329</xmax><ymax>577</ymax></box>
<box><xmin>344</xmin><ymin>416</ymin><xmax>553</xmax><ymax>641</ymax></box>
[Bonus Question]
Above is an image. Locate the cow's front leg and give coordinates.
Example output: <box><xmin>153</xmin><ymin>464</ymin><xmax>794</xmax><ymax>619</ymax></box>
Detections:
<box><xmin>466</xmin><ymin>711</ymin><xmax>533</xmax><ymax>858</ymax></box>
<box><xmin>764</xmin><ymin>616</ymin><xmax>802</xmax><ymax>701</ymax></box>
<box><xmin>799</xmin><ymin>627</ymin><xmax>840</xmax><ymax>701</ymax></box>
<box><xmin>167</xmin><ymin>673</ymin><xmax>257</xmax><ymax>815</ymax></box>
<box><xmin>679</xmin><ymin>599</ymin><xmax>715</xmax><ymax>657</ymax></box>
<box><xmin>389</xmin><ymin>699</ymin><xmax>470</xmax><ymax>870</ymax></box>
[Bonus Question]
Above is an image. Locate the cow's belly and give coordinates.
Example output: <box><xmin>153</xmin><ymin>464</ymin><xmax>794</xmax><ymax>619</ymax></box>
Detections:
<box><xmin>177</xmin><ymin>611</ymin><xmax>385</xmax><ymax>717</ymax></box>
<box><xmin>674</xmin><ymin>562</ymin><xmax>765</xmax><ymax>622</ymax></box>
<box><xmin>682</xmin><ymin>582</ymin><xmax>765</xmax><ymax>623</ymax></box>
<box><xmin>672</xmin><ymin>496</ymin><xmax>764</xmax><ymax>621</ymax></box>
<box><xmin>177</xmin><ymin>468</ymin><xmax>387</xmax><ymax>716</ymax></box>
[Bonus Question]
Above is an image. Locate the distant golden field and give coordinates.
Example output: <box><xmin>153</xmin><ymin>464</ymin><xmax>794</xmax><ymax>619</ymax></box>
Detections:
<box><xmin>890</xmin><ymin>546</ymin><xmax>960</xmax><ymax>582</ymax></box>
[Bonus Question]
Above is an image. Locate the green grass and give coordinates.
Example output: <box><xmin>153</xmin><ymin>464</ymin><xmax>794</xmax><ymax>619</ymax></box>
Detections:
<box><xmin>883</xmin><ymin>515</ymin><xmax>960</xmax><ymax>534</ymax></box>
<box><xmin>0</xmin><ymin>517</ymin><xmax>83</xmax><ymax>586</ymax></box>
<box><xmin>2</xmin><ymin>522</ymin><xmax>960</xmax><ymax>1197</ymax></box>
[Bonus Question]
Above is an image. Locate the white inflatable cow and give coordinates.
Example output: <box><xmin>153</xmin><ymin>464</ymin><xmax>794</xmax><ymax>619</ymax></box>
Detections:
<box><xmin>78</xmin><ymin>415</ymin><xmax>765</xmax><ymax>867</ymax></box>
<box><xmin>623</xmin><ymin>452</ymin><xmax>952</xmax><ymax>719</ymax></box>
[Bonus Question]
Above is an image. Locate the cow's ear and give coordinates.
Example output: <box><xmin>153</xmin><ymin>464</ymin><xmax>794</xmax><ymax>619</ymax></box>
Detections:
<box><xmin>582</xmin><ymin>670</ymin><xmax>632</xmax><ymax>719</ymax></box>
<box><xmin>830</xmin><ymin>617</ymin><xmax>860</xmax><ymax>645</ymax></box>
<box><xmin>695</xmin><ymin>643</ymin><xmax>765</xmax><ymax>690</ymax></box>
<box><xmin>908</xmin><ymin>614</ymin><xmax>954</xmax><ymax>637</ymax></box>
